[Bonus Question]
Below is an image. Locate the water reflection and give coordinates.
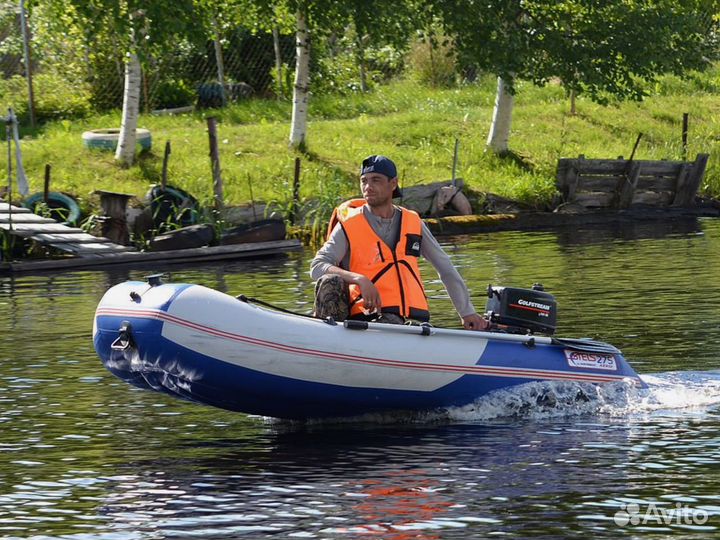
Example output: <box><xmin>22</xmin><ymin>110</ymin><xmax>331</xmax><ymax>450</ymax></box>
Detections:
<box><xmin>555</xmin><ymin>217</ymin><xmax>704</xmax><ymax>247</ymax></box>
<box><xmin>5</xmin><ymin>415</ymin><xmax>719</xmax><ymax>538</ymax></box>
<box><xmin>2</xmin><ymin>219</ymin><xmax>720</xmax><ymax>538</ymax></box>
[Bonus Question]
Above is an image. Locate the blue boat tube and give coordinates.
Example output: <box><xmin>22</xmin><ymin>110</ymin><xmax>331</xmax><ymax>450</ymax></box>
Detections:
<box><xmin>93</xmin><ymin>280</ymin><xmax>646</xmax><ymax>420</ymax></box>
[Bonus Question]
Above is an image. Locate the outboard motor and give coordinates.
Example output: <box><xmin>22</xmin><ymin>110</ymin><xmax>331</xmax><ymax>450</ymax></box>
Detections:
<box><xmin>485</xmin><ymin>283</ymin><xmax>557</xmax><ymax>335</ymax></box>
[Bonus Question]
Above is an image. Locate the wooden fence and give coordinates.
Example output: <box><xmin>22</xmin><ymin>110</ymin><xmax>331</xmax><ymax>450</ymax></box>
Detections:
<box><xmin>556</xmin><ymin>154</ymin><xmax>709</xmax><ymax>209</ymax></box>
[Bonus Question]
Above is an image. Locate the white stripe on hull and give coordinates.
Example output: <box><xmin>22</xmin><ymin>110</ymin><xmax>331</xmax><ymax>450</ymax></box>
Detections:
<box><xmin>96</xmin><ymin>283</ymin><xmax>634</xmax><ymax>392</ymax></box>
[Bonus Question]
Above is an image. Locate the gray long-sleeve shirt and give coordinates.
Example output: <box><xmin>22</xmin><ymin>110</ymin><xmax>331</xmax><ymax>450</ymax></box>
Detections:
<box><xmin>309</xmin><ymin>206</ymin><xmax>476</xmax><ymax>318</ymax></box>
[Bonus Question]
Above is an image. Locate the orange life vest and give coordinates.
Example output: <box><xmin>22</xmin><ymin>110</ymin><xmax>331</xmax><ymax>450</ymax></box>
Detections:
<box><xmin>326</xmin><ymin>198</ymin><xmax>365</xmax><ymax>240</ymax></box>
<box><xmin>336</xmin><ymin>203</ymin><xmax>429</xmax><ymax>322</ymax></box>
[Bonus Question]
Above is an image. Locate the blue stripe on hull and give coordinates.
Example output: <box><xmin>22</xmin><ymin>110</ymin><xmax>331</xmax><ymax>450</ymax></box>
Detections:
<box><xmin>479</xmin><ymin>340</ymin><xmax>641</xmax><ymax>379</ymax></box>
<box><xmin>95</xmin><ymin>324</ymin><xmax>634</xmax><ymax>419</ymax></box>
<box><xmin>94</xmin><ymin>282</ymin><xmax>645</xmax><ymax>419</ymax></box>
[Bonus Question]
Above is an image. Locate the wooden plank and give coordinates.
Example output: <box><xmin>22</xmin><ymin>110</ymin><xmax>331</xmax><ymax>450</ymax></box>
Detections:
<box><xmin>566</xmin><ymin>159</ymin><xmax>683</xmax><ymax>176</ymax></box>
<box><xmin>29</xmin><ymin>232</ymin><xmax>113</xmax><ymax>244</ymax></box>
<box><xmin>631</xmin><ymin>191</ymin><xmax>674</xmax><ymax>206</ymax></box>
<box><xmin>0</xmin><ymin>205</ymin><xmax>31</xmax><ymax>214</ymax></box>
<box><xmin>558</xmin><ymin>164</ymin><xmax>581</xmax><ymax>202</ymax></box>
<box><xmin>568</xmin><ymin>159</ymin><xmax>627</xmax><ymax>175</ymax></box>
<box><xmin>616</xmin><ymin>162</ymin><xmax>642</xmax><ymax>209</ymax></box>
<box><xmin>635</xmin><ymin>176</ymin><xmax>677</xmax><ymax>192</ymax></box>
<box><xmin>0</xmin><ymin>214</ymin><xmax>57</xmax><ymax>224</ymax></box>
<box><xmin>673</xmin><ymin>154</ymin><xmax>709</xmax><ymax>206</ymax></box>
<box><xmin>576</xmin><ymin>175</ymin><xmax>678</xmax><ymax>193</ymax></box>
<box><xmin>0</xmin><ymin>239</ymin><xmax>302</xmax><ymax>273</ymax></box>
<box><xmin>66</xmin><ymin>242</ymin><xmax>133</xmax><ymax>252</ymax></box>
<box><xmin>671</xmin><ymin>163</ymin><xmax>692</xmax><ymax>207</ymax></box>
<box><xmin>556</xmin><ymin>159</ymin><xmax>571</xmax><ymax>186</ymax></box>
<box><xmin>575</xmin><ymin>177</ymin><xmax>619</xmax><ymax>191</ymax></box>
<box><xmin>572</xmin><ymin>192</ymin><xmax>615</xmax><ymax>208</ymax></box>
<box><xmin>41</xmin><ymin>244</ymin><xmax>99</xmax><ymax>256</ymax></box>
<box><xmin>630</xmin><ymin>162</ymin><xmax>682</xmax><ymax>176</ymax></box>
<box><xmin>0</xmin><ymin>223</ymin><xmax>85</xmax><ymax>234</ymax></box>
<box><xmin>42</xmin><ymin>243</ymin><xmax>134</xmax><ymax>257</ymax></box>
<box><xmin>62</xmin><ymin>246</ymin><xmax>135</xmax><ymax>256</ymax></box>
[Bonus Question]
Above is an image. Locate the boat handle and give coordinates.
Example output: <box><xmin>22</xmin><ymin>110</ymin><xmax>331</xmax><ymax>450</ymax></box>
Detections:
<box><xmin>111</xmin><ymin>321</ymin><xmax>135</xmax><ymax>351</ymax></box>
<box><xmin>345</xmin><ymin>320</ymin><xmax>368</xmax><ymax>330</ymax></box>
<box><xmin>344</xmin><ymin>319</ymin><xmax>433</xmax><ymax>336</ymax></box>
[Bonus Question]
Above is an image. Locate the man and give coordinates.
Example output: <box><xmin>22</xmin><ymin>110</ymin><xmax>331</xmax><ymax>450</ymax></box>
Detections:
<box><xmin>310</xmin><ymin>155</ymin><xmax>488</xmax><ymax>330</ymax></box>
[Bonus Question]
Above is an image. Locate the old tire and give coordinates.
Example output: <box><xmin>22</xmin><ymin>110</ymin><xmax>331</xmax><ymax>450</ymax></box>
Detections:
<box><xmin>147</xmin><ymin>185</ymin><xmax>199</xmax><ymax>232</ymax></box>
<box><xmin>24</xmin><ymin>192</ymin><xmax>81</xmax><ymax>225</ymax></box>
<box><xmin>82</xmin><ymin>128</ymin><xmax>152</xmax><ymax>151</ymax></box>
<box><xmin>148</xmin><ymin>224</ymin><xmax>215</xmax><ymax>252</ymax></box>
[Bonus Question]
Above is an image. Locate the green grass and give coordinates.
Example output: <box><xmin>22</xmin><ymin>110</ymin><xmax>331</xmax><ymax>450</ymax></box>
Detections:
<box><xmin>5</xmin><ymin>71</ymin><xmax>720</xmax><ymax>219</ymax></box>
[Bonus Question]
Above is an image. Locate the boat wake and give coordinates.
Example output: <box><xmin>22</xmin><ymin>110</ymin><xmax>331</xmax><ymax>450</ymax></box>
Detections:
<box><xmin>445</xmin><ymin>370</ymin><xmax>720</xmax><ymax>421</ymax></box>
<box><xmin>293</xmin><ymin>370</ymin><xmax>720</xmax><ymax>425</ymax></box>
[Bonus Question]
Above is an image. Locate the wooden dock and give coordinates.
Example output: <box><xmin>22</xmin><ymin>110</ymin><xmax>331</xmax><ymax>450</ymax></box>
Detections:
<box><xmin>0</xmin><ymin>202</ymin><xmax>134</xmax><ymax>256</ymax></box>
<box><xmin>0</xmin><ymin>202</ymin><xmax>302</xmax><ymax>274</ymax></box>
<box><xmin>556</xmin><ymin>154</ymin><xmax>709</xmax><ymax>209</ymax></box>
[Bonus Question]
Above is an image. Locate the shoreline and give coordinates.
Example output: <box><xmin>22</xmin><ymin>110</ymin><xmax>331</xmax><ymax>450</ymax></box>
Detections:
<box><xmin>425</xmin><ymin>204</ymin><xmax>720</xmax><ymax>236</ymax></box>
<box><xmin>2</xmin><ymin>205</ymin><xmax>718</xmax><ymax>275</ymax></box>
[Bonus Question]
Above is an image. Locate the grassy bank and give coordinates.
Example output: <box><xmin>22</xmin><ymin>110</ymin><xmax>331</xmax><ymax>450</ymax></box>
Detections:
<box><xmin>6</xmin><ymin>71</ymin><xmax>720</xmax><ymax>222</ymax></box>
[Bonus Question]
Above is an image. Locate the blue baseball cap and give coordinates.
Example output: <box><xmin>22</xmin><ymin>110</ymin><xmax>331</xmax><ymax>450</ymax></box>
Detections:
<box><xmin>361</xmin><ymin>155</ymin><xmax>402</xmax><ymax>198</ymax></box>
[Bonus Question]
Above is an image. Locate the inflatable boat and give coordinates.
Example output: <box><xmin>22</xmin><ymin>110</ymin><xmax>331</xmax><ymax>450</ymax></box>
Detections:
<box><xmin>93</xmin><ymin>277</ymin><xmax>646</xmax><ymax>420</ymax></box>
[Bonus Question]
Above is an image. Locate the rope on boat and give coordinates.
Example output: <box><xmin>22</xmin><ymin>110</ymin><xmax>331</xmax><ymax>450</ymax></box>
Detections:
<box><xmin>236</xmin><ymin>294</ymin><xmax>621</xmax><ymax>354</ymax></box>
<box><xmin>551</xmin><ymin>337</ymin><xmax>622</xmax><ymax>355</ymax></box>
<box><xmin>236</xmin><ymin>294</ymin><xmax>325</xmax><ymax>321</ymax></box>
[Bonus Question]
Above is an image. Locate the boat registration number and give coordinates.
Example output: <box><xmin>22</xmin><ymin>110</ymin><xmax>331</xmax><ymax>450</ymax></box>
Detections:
<box><xmin>564</xmin><ymin>350</ymin><xmax>617</xmax><ymax>371</ymax></box>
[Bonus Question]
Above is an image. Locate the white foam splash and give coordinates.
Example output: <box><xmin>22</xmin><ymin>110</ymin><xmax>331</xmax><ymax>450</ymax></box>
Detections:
<box><xmin>446</xmin><ymin>371</ymin><xmax>720</xmax><ymax>421</ymax></box>
<box><xmin>290</xmin><ymin>371</ymin><xmax>720</xmax><ymax>426</ymax></box>
<box><xmin>632</xmin><ymin>371</ymin><xmax>720</xmax><ymax>411</ymax></box>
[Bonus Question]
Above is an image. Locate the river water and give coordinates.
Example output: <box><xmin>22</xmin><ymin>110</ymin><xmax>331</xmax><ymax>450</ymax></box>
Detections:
<box><xmin>2</xmin><ymin>217</ymin><xmax>720</xmax><ymax>539</ymax></box>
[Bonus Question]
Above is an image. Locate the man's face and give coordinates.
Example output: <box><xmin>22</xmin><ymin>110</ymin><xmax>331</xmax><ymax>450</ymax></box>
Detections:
<box><xmin>360</xmin><ymin>172</ymin><xmax>397</xmax><ymax>206</ymax></box>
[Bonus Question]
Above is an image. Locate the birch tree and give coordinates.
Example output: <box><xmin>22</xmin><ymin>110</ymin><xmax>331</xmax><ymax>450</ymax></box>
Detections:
<box><xmin>433</xmin><ymin>0</ymin><xmax>720</xmax><ymax>154</ymax></box>
<box><xmin>195</xmin><ymin>0</ymin><xmax>278</xmax><ymax>106</ymax></box>
<box><xmin>349</xmin><ymin>0</ymin><xmax>419</xmax><ymax>93</ymax></box>
<box><xmin>114</xmin><ymin>15</ymin><xmax>141</xmax><ymax>166</ymax></box>
<box><xmin>486</xmin><ymin>77</ymin><xmax>513</xmax><ymax>154</ymax></box>
<box><xmin>288</xmin><ymin>7</ymin><xmax>310</xmax><ymax>149</ymax></box>
<box><xmin>38</xmin><ymin>0</ymin><xmax>199</xmax><ymax>166</ymax></box>
<box><xmin>285</xmin><ymin>0</ymin><xmax>417</xmax><ymax>149</ymax></box>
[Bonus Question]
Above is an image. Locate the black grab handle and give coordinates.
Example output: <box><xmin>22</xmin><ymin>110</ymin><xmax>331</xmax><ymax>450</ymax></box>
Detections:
<box><xmin>344</xmin><ymin>320</ymin><xmax>369</xmax><ymax>331</ymax></box>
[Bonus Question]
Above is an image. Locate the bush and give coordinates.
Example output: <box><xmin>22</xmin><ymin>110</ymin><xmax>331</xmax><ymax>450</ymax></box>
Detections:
<box><xmin>366</xmin><ymin>45</ymin><xmax>406</xmax><ymax>83</ymax></box>
<box><xmin>652</xmin><ymin>68</ymin><xmax>720</xmax><ymax>97</ymax></box>
<box><xmin>270</xmin><ymin>61</ymin><xmax>294</xmax><ymax>100</ymax></box>
<box><xmin>310</xmin><ymin>30</ymin><xmax>409</xmax><ymax>96</ymax></box>
<box><xmin>151</xmin><ymin>78</ymin><xmax>195</xmax><ymax>109</ymax></box>
<box><xmin>406</xmin><ymin>36</ymin><xmax>458</xmax><ymax>88</ymax></box>
<box><xmin>314</xmin><ymin>51</ymin><xmax>374</xmax><ymax>95</ymax></box>
<box><xmin>0</xmin><ymin>71</ymin><xmax>92</xmax><ymax>122</ymax></box>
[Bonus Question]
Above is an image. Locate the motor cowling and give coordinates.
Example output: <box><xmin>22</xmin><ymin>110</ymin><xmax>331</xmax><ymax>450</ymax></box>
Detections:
<box><xmin>485</xmin><ymin>283</ymin><xmax>557</xmax><ymax>335</ymax></box>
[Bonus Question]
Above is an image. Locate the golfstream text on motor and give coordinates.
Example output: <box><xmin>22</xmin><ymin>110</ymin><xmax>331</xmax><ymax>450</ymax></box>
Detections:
<box><xmin>517</xmin><ymin>299</ymin><xmax>552</xmax><ymax>312</ymax></box>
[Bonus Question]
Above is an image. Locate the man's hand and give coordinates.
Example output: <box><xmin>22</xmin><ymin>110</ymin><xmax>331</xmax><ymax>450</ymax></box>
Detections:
<box><xmin>462</xmin><ymin>313</ymin><xmax>489</xmax><ymax>331</ymax></box>
<box><xmin>354</xmin><ymin>275</ymin><xmax>382</xmax><ymax>313</ymax></box>
<box><xmin>324</xmin><ymin>267</ymin><xmax>383</xmax><ymax>314</ymax></box>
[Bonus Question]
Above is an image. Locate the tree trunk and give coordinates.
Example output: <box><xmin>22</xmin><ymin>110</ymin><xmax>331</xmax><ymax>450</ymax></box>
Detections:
<box><xmin>570</xmin><ymin>89</ymin><xmax>576</xmax><ymax>115</ymax></box>
<box><xmin>272</xmin><ymin>25</ymin><xmax>283</xmax><ymax>97</ymax></box>
<box><xmin>289</xmin><ymin>9</ymin><xmax>310</xmax><ymax>149</ymax></box>
<box><xmin>19</xmin><ymin>0</ymin><xmax>36</xmax><ymax>128</ymax></box>
<box><xmin>111</xmin><ymin>35</ymin><xmax>124</xmax><ymax>94</ymax></box>
<box><xmin>142</xmin><ymin>65</ymin><xmax>150</xmax><ymax>113</ymax></box>
<box><xmin>212</xmin><ymin>16</ymin><xmax>225</xmax><ymax>94</ymax></box>
<box><xmin>356</xmin><ymin>32</ymin><xmax>368</xmax><ymax>92</ymax></box>
<box><xmin>115</xmin><ymin>52</ymin><xmax>141</xmax><ymax>166</ymax></box>
<box><xmin>429</xmin><ymin>40</ymin><xmax>436</xmax><ymax>86</ymax></box>
<box><xmin>486</xmin><ymin>76</ymin><xmax>514</xmax><ymax>154</ymax></box>
<box><xmin>84</xmin><ymin>43</ymin><xmax>93</xmax><ymax>79</ymax></box>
